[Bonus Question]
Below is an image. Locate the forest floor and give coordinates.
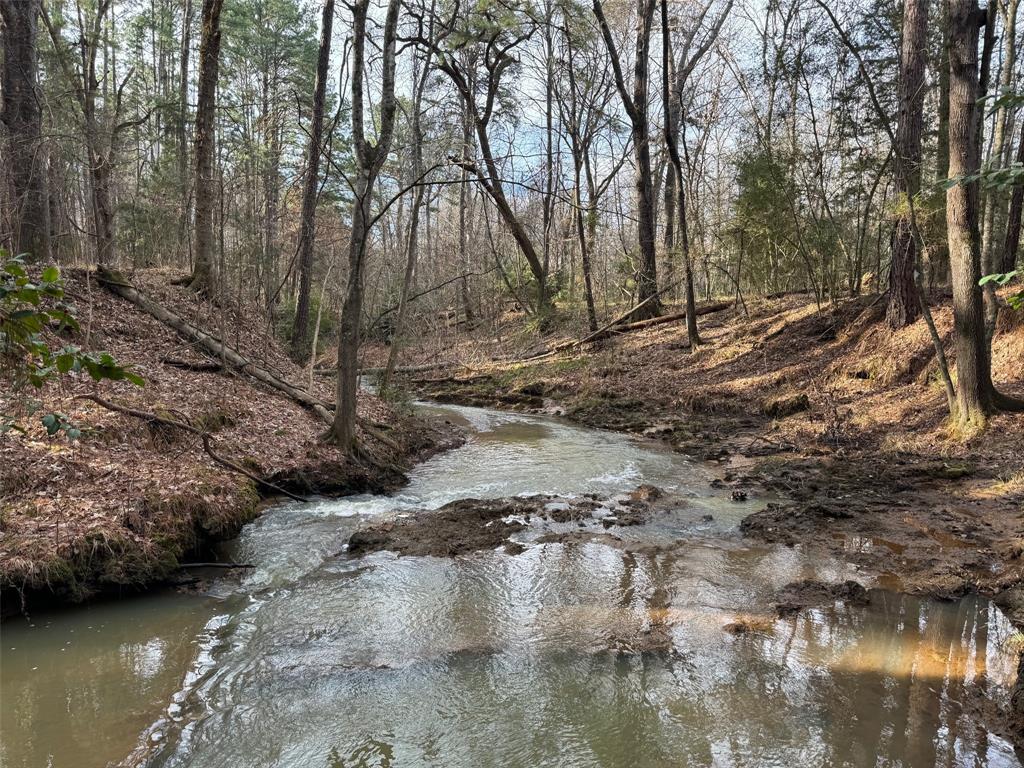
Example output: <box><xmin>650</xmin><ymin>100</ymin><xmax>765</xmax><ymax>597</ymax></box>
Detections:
<box><xmin>365</xmin><ymin>291</ymin><xmax>1024</xmax><ymax>633</ymax></box>
<box><xmin>0</xmin><ymin>269</ymin><xmax>459</xmax><ymax>615</ymax></box>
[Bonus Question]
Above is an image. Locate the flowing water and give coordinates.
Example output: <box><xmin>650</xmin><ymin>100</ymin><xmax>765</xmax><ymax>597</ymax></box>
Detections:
<box><xmin>1</xmin><ymin>404</ymin><xmax>1021</xmax><ymax>768</ymax></box>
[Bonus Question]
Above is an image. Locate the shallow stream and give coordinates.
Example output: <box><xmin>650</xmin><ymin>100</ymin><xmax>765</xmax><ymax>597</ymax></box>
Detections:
<box><xmin>1</xmin><ymin>404</ymin><xmax>1021</xmax><ymax>767</ymax></box>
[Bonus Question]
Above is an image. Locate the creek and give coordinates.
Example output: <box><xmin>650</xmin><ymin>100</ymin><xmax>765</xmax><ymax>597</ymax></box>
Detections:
<box><xmin>1</xmin><ymin>403</ymin><xmax>1020</xmax><ymax>767</ymax></box>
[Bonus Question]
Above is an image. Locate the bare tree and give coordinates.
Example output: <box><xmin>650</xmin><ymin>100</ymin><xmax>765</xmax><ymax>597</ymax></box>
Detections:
<box><xmin>980</xmin><ymin>0</ymin><xmax>1019</xmax><ymax>276</ymax></box>
<box><xmin>886</xmin><ymin>0</ymin><xmax>926</xmax><ymax>328</ymax></box>
<box><xmin>413</xmin><ymin>1</ymin><xmax>553</xmax><ymax>322</ymax></box>
<box><xmin>1</xmin><ymin>0</ymin><xmax>49</xmax><ymax>260</ymax></box>
<box><xmin>661</xmin><ymin>0</ymin><xmax>732</xmax><ymax>344</ymax></box>
<box><xmin>329</xmin><ymin>0</ymin><xmax>401</xmax><ymax>449</ymax></box>
<box><xmin>593</xmin><ymin>0</ymin><xmax>661</xmax><ymax>319</ymax></box>
<box><xmin>42</xmin><ymin>0</ymin><xmax>145</xmax><ymax>266</ymax></box>
<box><xmin>382</xmin><ymin>5</ymin><xmax>436</xmax><ymax>388</ymax></box>
<box><xmin>188</xmin><ymin>0</ymin><xmax>225</xmax><ymax>292</ymax></box>
<box><xmin>291</xmin><ymin>0</ymin><xmax>335</xmax><ymax>359</ymax></box>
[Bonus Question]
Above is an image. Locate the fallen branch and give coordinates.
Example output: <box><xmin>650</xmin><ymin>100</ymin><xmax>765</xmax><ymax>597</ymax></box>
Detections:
<box><xmin>160</xmin><ymin>357</ymin><xmax>224</xmax><ymax>373</ymax></box>
<box><xmin>77</xmin><ymin>393</ymin><xmax>309</xmax><ymax>503</ymax></box>
<box><xmin>97</xmin><ymin>268</ymin><xmax>396</xmax><ymax>451</ymax></box>
<box><xmin>600</xmin><ymin>302</ymin><xmax>733</xmax><ymax>336</ymax></box>
<box><xmin>518</xmin><ymin>299</ymin><xmax>733</xmax><ymax>362</ymax></box>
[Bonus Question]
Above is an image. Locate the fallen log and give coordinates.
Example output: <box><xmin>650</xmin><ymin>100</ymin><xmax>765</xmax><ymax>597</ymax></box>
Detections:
<box><xmin>96</xmin><ymin>268</ymin><xmax>398</xmax><ymax>451</ymax></box>
<box><xmin>160</xmin><ymin>357</ymin><xmax>224</xmax><ymax>373</ymax></box>
<box><xmin>517</xmin><ymin>300</ymin><xmax>734</xmax><ymax>363</ymax></box>
<box><xmin>313</xmin><ymin>361</ymin><xmax>463</xmax><ymax>377</ymax></box>
<box><xmin>603</xmin><ymin>301</ymin><xmax>733</xmax><ymax>336</ymax></box>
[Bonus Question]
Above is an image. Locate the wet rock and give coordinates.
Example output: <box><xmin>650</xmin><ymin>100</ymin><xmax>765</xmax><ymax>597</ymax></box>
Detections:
<box><xmin>630</xmin><ymin>484</ymin><xmax>663</xmax><ymax>502</ymax></box>
<box><xmin>642</xmin><ymin>423</ymin><xmax>675</xmax><ymax>437</ymax></box>
<box><xmin>722</xmin><ymin>615</ymin><xmax>775</xmax><ymax>635</ymax></box>
<box><xmin>543</xmin><ymin>499</ymin><xmax>597</xmax><ymax>523</ymax></box>
<box><xmin>773</xmin><ymin>579</ymin><xmax>869</xmax><ymax>617</ymax></box>
<box><xmin>346</xmin><ymin>498</ymin><xmax>532</xmax><ymax>558</ymax></box>
<box><xmin>731</xmin><ymin>490</ymin><xmax>748</xmax><ymax>502</ymax></box>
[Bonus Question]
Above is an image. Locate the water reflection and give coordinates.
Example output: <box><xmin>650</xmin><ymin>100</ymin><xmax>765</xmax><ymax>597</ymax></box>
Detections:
<box><xmin>148</xmin><ymin>537</ymin><xmax>1020</xmax><ymax>768</ymax></box>
<box><xmin>0</xmin><ymin>404</ymin><xmax>1020</xmax><ymax>768</ymax></box>
<box><xmin>0</xmin><ymin>593</ymin><xmax>219</xmax><ymax>768</ymax></box>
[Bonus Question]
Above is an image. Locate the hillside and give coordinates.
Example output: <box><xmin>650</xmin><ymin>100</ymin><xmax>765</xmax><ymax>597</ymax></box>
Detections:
<box><xmin>0</xmin><ymin>269</ymin><xmax>455</xmax><ymax>612</ymax></box>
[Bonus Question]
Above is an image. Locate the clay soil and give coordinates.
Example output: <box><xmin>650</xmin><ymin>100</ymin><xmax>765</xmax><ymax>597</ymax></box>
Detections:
<box><xmin>1</xmin><ymin>269</ymin><xmax>459</xmax><ymax>613</ymax></box>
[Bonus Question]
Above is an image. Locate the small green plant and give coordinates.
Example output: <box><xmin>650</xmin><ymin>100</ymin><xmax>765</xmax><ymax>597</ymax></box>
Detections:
<box><xmin>979</xmin><ymin>270</ymin><xmax>1022</xmax><ymax>311</ymax></box>
<box><xmin>1</xmin><ymin>251</ymin><xmax>143</xmax><ymax>437</ymax></box>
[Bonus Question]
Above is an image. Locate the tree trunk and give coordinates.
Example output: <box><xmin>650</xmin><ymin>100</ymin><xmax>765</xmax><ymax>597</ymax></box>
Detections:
<box><xmin>886</xmin><ymin>0</ymin><xmax>926</xmax><ymax>328</ymax></box>
<box><xmin>936</xmin><ymin>0</ymin><xmax>951</xmax><ymax>185</ymax></box>
<box><xmin>663</xmin><ymin>164</ymin><xmax>676</xmax><ymax>292</ymax></box>
<box><xmin>562</xmin><ymin>27</ymin><xmax>598</xmax><ymax>332</ymax></box>
<box><xmin>458</xmin><ymin>97</ymin><xmax>475</xmax><ymax>324</ymax></box>
<box><xmin>1001</xmin><ymin>125</ymin><xmax>1024</xmax><ymax>273</ymax></box>
<box><xmin>329</xmin><ymin>0</ymin><xmax>400</xmax><ymax>450</ymax></box>
<box><xmin>593</xmin><ymin>0</ymin><xmax>662</xmax><ymax>320</ymax></box>
<box><xmin>980</xmin><ymin>0</ymin><xmax>1018</xmax><ymax>275</ymax></box>
<box><xmin>660</xmin><ymin>0</ymin><xmax>699</xmax><ymax>344</ymax></box>
<box><xmin>947</xmin><ymin>0</ymin><xmax>996</xmax><ymax>429</ymax></box>
<box><xmin>1</xmin><ymin>0</ymin><xmax>49</xmax><ymax>261</ymax></box>
<box><xmin>188</xmin><ymin>0</ymin><xmax>225</xmax><ymax>294</ymax></box>
<box><xmin>89</xmin><ymin>145</ymin><xmax>117</xmax><ymax>265</ymax></box>
<box><xmin>177</xmin><ymin>0</ymin><xmax>193</xmax><ymax>257</ymax></box>
<box><xmin>382</xmin><ymin>39</ymin><xmax>433</xmax><ymax>389</ymax></box>
<box><xmin>629</xmin><ymin>8</ymin><xmax>660</xmax><ymax>317</ymax></box>
<box><xmin>262</xmin><ymin>92</ymin><xmax>281</xmax><ymax>318</ymax></box>
<box><xmin>291</xmin><ymin>0</ymin><xmax>334</xmax><ymax>359</ymax></box>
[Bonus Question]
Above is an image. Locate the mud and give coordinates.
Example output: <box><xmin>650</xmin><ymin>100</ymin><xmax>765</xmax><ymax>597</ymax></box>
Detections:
<box><xmin>346</xmin><ymin>498</ymin><xmax>531</xmax><ymax>557</ymax></box>
<box><xmin>772</xmin><ymin>579</ymin><xmax>870</xmax><ymax>617</ymax></box>
<box><xmin>412</xmin><ymin>375</ymin><xmax>1022</xmax><ymax>608</ymax></box>
<box><xmin>345</xmin><ymin>489</ymin><xmax>672</xmax><ymax>558</ymax></box>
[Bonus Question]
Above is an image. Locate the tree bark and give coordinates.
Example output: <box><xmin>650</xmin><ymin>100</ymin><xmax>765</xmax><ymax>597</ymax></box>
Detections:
<box><xmin>593</xmin><ymin>0</ymin><xmax>662</xmax><ymax>319</ymax></box>
<box><xmin>886</xmin><ymin>0</ymin><xmax>926</xmax><ymax>328</ymax></box>
<box><xmin>1002</xmin><ymin>125</ymin><xmax>1024</xmax><ymax>273</ymax></box>
<box><xmin>946</xmin><ymin>0</ymin><xmax>1024</xmax><ymax>429</ymax></box>
<box><xmin>291</xmin><ymin>0</ymin><xmax>334</xmax><ymax>359</ymax></box>
<box><xmin>1</xmin><ymin>0</ymin><xmax>49</xmax><ymax>261</ymax></box>
<box><xmin>188</xmin><ymin>0</ymin><xmax>225</xmax><ymax>293</ymax></box>
<box><xmin>329</xmin><ymin>0</ymin><xmax>400</xmax><ymax>450</ymax></box>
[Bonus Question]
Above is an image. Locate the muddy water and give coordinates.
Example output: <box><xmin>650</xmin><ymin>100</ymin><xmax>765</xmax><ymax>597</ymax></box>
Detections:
<box><xmin>1</xmin><ymin>404</ymin><xmax>1021</xmax><ymax>768</ymax></box>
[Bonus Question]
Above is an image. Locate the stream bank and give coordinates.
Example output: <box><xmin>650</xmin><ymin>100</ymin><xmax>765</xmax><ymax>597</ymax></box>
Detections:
<box><xmin>378</xmin><ymin>293</ymin><xmax>1024</xmax><ymax>741</ymax></box>
<box><xmin>0</xmin><ymin>270</ymin><xmax>462</xmax><ymax>615</ymax></box>
<box><xmin>389</xmin><ymin>294</ymin><xmax>1023</xmax><ymax>609</ymax></box>
<box><xmin>2</xmin><ymin>402</ymin><xmax>1021</xmax><ymax>767</ymax></box>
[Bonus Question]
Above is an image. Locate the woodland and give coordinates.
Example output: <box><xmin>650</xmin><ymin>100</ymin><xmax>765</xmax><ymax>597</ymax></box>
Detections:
<box><xmin>2</xmin><ymin>0</ymin><xmax>1024</xmax><ymax>763</ymax></box>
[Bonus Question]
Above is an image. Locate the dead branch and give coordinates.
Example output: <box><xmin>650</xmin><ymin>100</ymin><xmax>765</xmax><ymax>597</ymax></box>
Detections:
<box><xmin>96</xmin><ymin>268</ymin><xmax>397</xmax><ymax>452</ymax></box>
<box><xmin>76</xmin><ymin>393</ymin><xmax>309</xmax><ymax>503</ymax></box>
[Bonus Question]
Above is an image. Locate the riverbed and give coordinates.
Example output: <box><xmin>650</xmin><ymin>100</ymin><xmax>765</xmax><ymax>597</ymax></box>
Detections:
<box><xmin>1</xmin><ymin>403</ymin><xmax>1020</xmax><ymax>767</ymax></box>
